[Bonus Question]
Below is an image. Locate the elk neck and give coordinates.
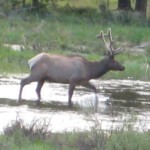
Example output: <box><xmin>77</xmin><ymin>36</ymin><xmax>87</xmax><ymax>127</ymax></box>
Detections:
<box><xmin>87</xmin><ymin>58</ymin><xmax>110</xmax><ymax>80</ymax></box>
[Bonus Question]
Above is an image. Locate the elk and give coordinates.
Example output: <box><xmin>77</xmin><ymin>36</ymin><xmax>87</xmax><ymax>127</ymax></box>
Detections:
<box><xmin>18</xmin><ymin>28</ymin><xmax>125</xmax><ymax>107</ymax></box>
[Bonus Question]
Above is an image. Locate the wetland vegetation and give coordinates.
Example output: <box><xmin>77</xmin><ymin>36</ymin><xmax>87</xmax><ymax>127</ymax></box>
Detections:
<box><xmin>0</xmin><ymin>114</ymin><xmax>150</xmax><ymax>150</ymax></box>
<box><xmin>0</xmin><ymin>0</ymin><xmax>150</xmax><ymax>150</ymax></box>
<box><xmin>0</xmin><ymin>0</ymin><xmax>150</xmax><ymax>80</ymax></box>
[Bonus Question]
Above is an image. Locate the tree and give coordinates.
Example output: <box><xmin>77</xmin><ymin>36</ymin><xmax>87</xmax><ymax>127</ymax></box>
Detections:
<box><xmin>118</xmin><ymin>0</ymin><xmax>132</xmax><ymax>10</ymax></box>
<box><xmin>22</xmin><ymin>0</ymin><xmax>26</xmax><ymax>7</ymax></box>
<box><xmin>117</xmin><ymin>0</ymin><xmax>147</xmax><ymax>17</ymax></box>
<box><xmin>32</xmin><ymin>0</ymin><xmax>39</xmax><ymax>7</ymax></box>
<box><xmin>135</xmin><ymin>0</ymin><xmax>147</xmax><ymax>17</ymax></box>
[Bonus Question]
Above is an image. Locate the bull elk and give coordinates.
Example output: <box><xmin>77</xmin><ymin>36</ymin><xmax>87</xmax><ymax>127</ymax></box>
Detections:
<box><xmin>18</xmin><ymin>28</ymin><xmax>125</xmax><ymax>106</ymax></box>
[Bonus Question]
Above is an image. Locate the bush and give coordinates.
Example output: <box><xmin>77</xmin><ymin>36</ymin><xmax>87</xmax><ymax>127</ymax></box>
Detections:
<box><xmin>4</xmin><ymin>116</ymin><xmax>50</xmax><ymax>142</ymax></box>
<box><xmin>106</xmin><ymin>131</ymin><xmax>150</xmax><ymax>150</ymax></box>
<box><xmin>1</xmin><ymin>115</ymin><xmax>150</xmax><ymax>150</ymax></box>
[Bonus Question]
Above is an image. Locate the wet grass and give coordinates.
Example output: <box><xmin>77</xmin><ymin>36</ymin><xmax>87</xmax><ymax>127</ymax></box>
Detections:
<box><xmin>1</xmin><ymin>115</ymin><xmax>150</xmax><ymax>150</ymax></box>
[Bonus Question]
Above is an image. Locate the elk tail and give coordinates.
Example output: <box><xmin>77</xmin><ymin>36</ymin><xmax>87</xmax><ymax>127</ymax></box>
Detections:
<box><xmin>28</xmin><ymin>53</ymin><xmax>45</xmax><ymax>69</ymax></box>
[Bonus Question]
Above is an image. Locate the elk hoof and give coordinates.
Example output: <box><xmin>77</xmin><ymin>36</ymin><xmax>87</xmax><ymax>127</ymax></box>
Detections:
<box><xmin>36</xmin><ymin>101</ymin><xmax>41</xmax><ymax>106</ymax></box>
<box><xmin>68</xmin><ymin>102</ymin><xmax>73</xmax><ymax>108</ymax></box>
<box><xmin>17</xmin><ymin>100</ymin><xmax>23</xmax><ymax>105</ymax></box>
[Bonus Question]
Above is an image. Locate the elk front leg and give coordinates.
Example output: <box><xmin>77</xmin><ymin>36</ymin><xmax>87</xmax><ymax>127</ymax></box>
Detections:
<box><xmin>18</xmin><ymin>83</ymin><xmax>24</xmax><ymax>103</ymax></box>
<box><xmin>81</xmin><ymin>82</ymin><xmax>99</xmax><ymax>112</ymax></box>
<box><xmin>82</xmin><ymin>82</ymin><xmax>97</xmax><ymax>93</ymax></box>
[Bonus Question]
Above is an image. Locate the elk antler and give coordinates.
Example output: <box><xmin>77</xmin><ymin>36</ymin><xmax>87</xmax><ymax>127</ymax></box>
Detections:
<box><xmin>96</xmin><ymin>28</ymin><xmax>124</xmax><ymax>56</ymax></box>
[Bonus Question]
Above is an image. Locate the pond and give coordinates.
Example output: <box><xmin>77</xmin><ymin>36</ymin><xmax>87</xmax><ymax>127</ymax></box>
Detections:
<box><xmin>0</xmin><ymin>74</ymin><xmax>150</xmax><ymax>133</ymax></box>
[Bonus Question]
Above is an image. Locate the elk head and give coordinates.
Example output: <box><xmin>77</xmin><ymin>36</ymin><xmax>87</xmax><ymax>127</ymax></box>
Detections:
<box><xmin>97</xmin><ymin>28</ymin><xmax>125</xmax><ymax>71</ymax></box>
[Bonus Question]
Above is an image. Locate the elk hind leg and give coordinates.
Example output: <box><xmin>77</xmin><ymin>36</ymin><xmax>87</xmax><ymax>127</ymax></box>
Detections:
<box><xmin>18</xmin><ymin>74</ymin><xmax>40</xmax><ymax>103</ymax></box>
<box><xmin>68</xmin><ymin>83</ymin><xmax>75</xmax><ymax>107</ymax></box>
<box><xmin>36</xmin><ymin>79</ymin><xmax>45</xmax><ymax>105</ymax></box>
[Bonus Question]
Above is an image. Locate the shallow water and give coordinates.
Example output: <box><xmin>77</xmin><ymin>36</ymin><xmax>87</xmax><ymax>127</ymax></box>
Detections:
<box><xmin>0</xmin><ymin>75</ymin><xmax>150</xmax><ymax>133</ymax></box>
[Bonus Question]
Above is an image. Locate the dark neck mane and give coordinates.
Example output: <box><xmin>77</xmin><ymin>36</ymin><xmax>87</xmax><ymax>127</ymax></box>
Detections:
<box><xmin>87</xmin><ymin>59</ymin><xmax>109</xmax><ymax>79</ymax></box>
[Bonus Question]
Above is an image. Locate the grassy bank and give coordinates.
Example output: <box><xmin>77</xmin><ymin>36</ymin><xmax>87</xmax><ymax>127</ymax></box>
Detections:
<box><xmin>0</xmin><ymin>8</ymin><xmax>150</xmax><ymax>80</ymax></box>
<box><xmin>1</xmin><ymin>117</ymin><xmax>150</xmax><ymax>150</ymax></box>
<box><xmin>2</xmin><ymin>130</ymin><xmax>150</xmax><ymax>150</ymax></box>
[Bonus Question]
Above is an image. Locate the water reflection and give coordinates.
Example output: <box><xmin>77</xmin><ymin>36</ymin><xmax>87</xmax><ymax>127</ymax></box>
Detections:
<box><xmin>0</xmin><ymin>75</ymin><xmax>150</xmax><ymax>132</ymax></box>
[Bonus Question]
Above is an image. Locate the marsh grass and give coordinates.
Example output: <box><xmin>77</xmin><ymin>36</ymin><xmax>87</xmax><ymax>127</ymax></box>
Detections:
<box><xmin>1</xmin><ymin>113</ymin><xmax>150</xmax><ymax>150</ymax></box>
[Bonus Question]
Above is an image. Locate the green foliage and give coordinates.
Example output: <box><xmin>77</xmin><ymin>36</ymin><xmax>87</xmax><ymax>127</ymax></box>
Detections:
<box><xmin>0</xmin><ymin>47</ymin><xmax>34</xmax><ymax>73</ymax></box>
<box><xmin>106</xmin><ymin>131</ymin><xmax>150</xmax><ymax>150</ymax></box>
<box><xmin>1</xmin><ymin>116</ymin><xmax>150</xmax><ymax>150</ymax></box>
<box><xmin>0</xmin><ymin>1</ymin><xmax>150</xmax><ymax>80</ymax></box>
<box><xmin>0</xmin><ymin>0</ymin><xmax>21</xmax><ymax>14</ymax></box>
<box><xmin>0</xmin><ymin>1</ymin><xmax>150</xmax><ymax>150</ymax></box>
<box><xmin>0</xmin><ymin>14</ymin><xmax>150</xmax><ymax>80</ymax></box>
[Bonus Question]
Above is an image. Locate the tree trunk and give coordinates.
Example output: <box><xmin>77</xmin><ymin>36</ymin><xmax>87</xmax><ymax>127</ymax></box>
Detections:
<box><xmin>135</xmin><ymin>0</ymin><xmax>147</xmax><ymax>17</ymax></box>
<box><xmin>22</xmin><ymin>0</ymin><xmax>26</xmax><ymax>7</ymax></box>
<box><xmin>118</xmin><ymin>0</ymin><xmax>132</xmax><ymax>10</ymax></box>
<box><xmin>32</xmin><ymin>0</ymin><xmax>39</xmax><ymax>7</ymax></box>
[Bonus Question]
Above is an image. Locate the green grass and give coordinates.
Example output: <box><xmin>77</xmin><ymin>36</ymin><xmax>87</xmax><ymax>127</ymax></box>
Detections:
<box><xmin>0</xmin><ymin>47</ymin><xmax>34</xmax><ymax>73</ymax></box>
<box><xmin>106</xmin><ymin>131</ymin><xmax>150</xmax><ymax>150</ymax></box>
<box><xmin>0</xmin><ymin>130</ymin><xmax>146</xmax><ymax>150</ymax></box>
<box><xmin>1</xmin><ymin>117</ymin><xmax>150</xmax><ymax>150</ymax></box>
<box><xmin>0</xmin><ymin>5</ymin><xmax>150</xmax><ymax>80</ymax></box>
<box><xmin>0</xmin><ymin>2</ymin><xmax>150</xmax><ymax>149</ymax></box>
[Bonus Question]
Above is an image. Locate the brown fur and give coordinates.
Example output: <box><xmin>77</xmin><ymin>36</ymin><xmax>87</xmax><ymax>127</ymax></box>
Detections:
<box><xmin>18</xmin><ymin>52</ymin><xmax>125</xmax><ymax>106</ymax></box>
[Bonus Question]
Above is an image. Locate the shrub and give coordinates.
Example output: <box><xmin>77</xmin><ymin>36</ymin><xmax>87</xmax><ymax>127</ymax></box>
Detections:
<box><xmin>4</xmin><ymin>116</ymin><xmax>50</xmax><ymax>142</ymax></box>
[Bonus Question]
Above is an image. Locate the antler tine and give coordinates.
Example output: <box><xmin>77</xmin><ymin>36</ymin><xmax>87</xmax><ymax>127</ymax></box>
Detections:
<box><xmin>96</xmin><ymin>30</ymin><xmax>113</xmax><ymax>55</ymax></box>
<box><xmin>97</xmin><ymin>28</ymin><xmax>124</xmax><ymax>56</ymax></box>
<box><xmin>113</xmin><ymin>43</ymin><xmax>125</xmax><ymax>55</ymax></box>
<box><xmin>108</xmin><ymin>28</ymin><xmax>113</xmax><ymax>41</ymax></box>
<box><xmin>101</xmin><ymin>31</ymin><xmax>110</xmax><ymax>51</ymax></box>
<box><xmin>108</xmin><ymin>28</ymin><xmax>117</xmax><ymax>43</ymax></box>
<box><xmin>108</xmin><ymin>28</ymin><xmax>117</xmax><ymax>53</ymax></box>
<box><xmin>108</xmin><ymin>28</ymin><xmax>125</xmax><ymax>56</ymax></box>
